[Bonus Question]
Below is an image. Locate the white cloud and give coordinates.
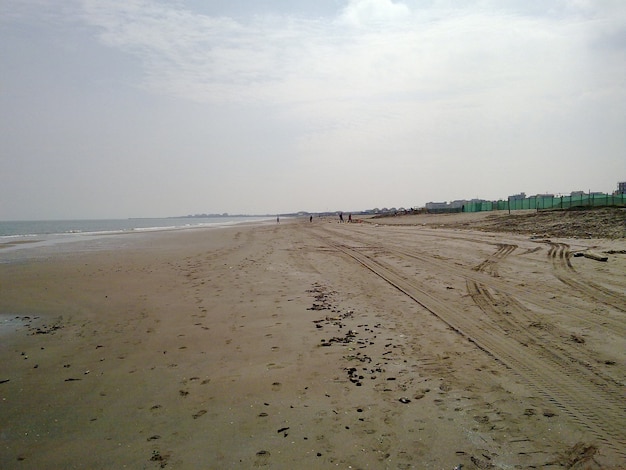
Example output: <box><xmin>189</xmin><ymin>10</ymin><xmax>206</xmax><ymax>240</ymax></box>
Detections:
<box><xmin>76</xmin><ymin>0</ymin><xmax>626</xmax><ymax>190</ymax></box>
<box><xmin>340</xmin><ymin>0</ymin><xmax>411</xmax><ymax>27</ymax></box>
<box><xmin>8</xmin><ymin>0</ymin><xmax>626</xmax><ymax>111</ymax></box>
<box><xmin>73</xmin><ymin>0</ymin><xmax>624</xmax><ymax>109</ymax></box>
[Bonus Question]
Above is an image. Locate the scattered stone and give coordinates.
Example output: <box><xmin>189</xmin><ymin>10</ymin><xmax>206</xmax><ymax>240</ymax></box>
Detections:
<box><xmin>31</xmin><ymin>323</ymin><xmax>63</xmax><ymax>335</ymax></box>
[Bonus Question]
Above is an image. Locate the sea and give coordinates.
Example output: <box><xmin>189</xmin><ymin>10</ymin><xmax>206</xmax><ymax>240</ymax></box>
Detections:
<box><xmin>0</xmin><ymin>216</ymin><xmax>272</xmax><ymax>262</ymax></box>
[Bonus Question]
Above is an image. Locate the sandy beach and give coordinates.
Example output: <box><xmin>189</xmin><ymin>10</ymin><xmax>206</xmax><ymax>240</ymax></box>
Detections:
<box><xmin>1</xmin><ymin>212</ymin><xmax>625</xmax><ymax>469</ymax></box>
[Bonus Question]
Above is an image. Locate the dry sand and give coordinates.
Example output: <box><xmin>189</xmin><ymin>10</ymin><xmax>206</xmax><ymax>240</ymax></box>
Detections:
<box><xmin>1</xmin><ymin>211</ymin><xmax>625</xmax><ymax>469</ymax></box>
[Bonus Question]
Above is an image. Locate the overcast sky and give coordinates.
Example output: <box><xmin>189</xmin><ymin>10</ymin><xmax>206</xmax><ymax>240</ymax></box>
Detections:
<box><xmin>1</xmin><ymin>0</ymin><xmax>625</xmax><ymax>219</ymax></box>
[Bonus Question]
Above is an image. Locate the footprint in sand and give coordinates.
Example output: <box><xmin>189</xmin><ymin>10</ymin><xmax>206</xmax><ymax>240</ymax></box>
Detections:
<box><xmin>253</xmin><ymin>450</ymin><xmax>271</xmax><ymax>467</ymax></box>
<box><xmin>192</xmin><ymin>409</ymin><xmax>207</xmax><ymax>419</ymax></box>
<box><xmin>271</xmin><ymin>382</ymin><xmax>282</xmax><ymax>391</ymax></box>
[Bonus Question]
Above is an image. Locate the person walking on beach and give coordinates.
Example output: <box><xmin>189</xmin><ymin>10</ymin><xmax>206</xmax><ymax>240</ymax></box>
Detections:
<box><xmin>310</xmin><ymin>215</ymin><xmax>313</xmax><ymax>223</ymax></box>
<box><xmin>277</xmin><ymin>216</ymin><xmax>280</xmax><ymax>224</ymax></box>
<box><xmin>348</xmin><ymin>213</ymin><xmax>352</xmax><ymax>223</ymax></box>
<box><xmin>339</xmin><ymin>212</ymin><xmax>344</xmax><ymax>223</ymax></box>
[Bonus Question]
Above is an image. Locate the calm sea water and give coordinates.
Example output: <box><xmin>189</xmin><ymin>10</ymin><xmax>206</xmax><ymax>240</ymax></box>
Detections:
<box><xmin>0</xmin><ymin>216</ymin><xmax>271</xmax><ymax>261</ymax></box>
<box><xmin>0</xmin><ymin>217</ymin><xmax>269</xmax><ymax>238</ymax></box>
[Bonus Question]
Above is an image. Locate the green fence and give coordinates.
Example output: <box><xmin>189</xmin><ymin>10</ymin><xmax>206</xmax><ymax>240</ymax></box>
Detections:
<box><xmin>461</xmin><ymin>194</ymin><xmax>626</xmax><ymax>213</ymax></box>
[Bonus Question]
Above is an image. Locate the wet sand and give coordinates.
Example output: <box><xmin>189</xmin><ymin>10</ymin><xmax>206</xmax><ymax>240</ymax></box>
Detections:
<box><xmin>1</xmin><ymin>215</ymin><xmax>625</xmax><ymax>469</ymax></box>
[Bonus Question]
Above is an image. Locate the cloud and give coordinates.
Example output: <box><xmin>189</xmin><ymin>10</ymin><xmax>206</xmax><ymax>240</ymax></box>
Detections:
<box><xmin>77</xmin><ymin>0</ymin><xmax>317</xmax><ymax>103</ymax></box>
<box><xmin>73</xmin><ymin>1</ymin><xmax>626</xmax><ymax>184</ymax></box>
<box><xmin>73</xmin><ymin>1</ymin><xmax>623</xmax><ymax>107</ymax></box>
<box><xmin>340</xmin><ymin>0</ymin><xmax>411</xmax><ymax>27</ymax></box>
<box><xmin>7</xmin><ymin>0</ymin><xmax>626</xmax><ymax>115</ymax></box>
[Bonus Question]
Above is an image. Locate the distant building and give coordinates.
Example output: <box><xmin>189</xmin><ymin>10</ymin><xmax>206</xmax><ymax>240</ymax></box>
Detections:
<box><xmin>509</xmin><ymin>192</ymin><xmax>526</xmax><ymax>200</ymax></box>
<box><xmin>449</xmin><ymin>200</ymin><xmax>468</xmax><ymax>208</ymax></box>
<box><xmin>570</xmin><ymin>191</ymin><xmax>585</xmax><ymax>197</ymax></box>
<box><xmin>425</xmin><ymin>202</ymin><xmax>449</xmax><ymax>209</ymax></box>
<box><xmin>426</xmin><ymin>199</ymin><xmax>488</xmax><ymax>210</ymax></box>
<box><xmin>617</xmin><ymin>182</ymin><xmax>626</xmax><ymax>194</ymax></box>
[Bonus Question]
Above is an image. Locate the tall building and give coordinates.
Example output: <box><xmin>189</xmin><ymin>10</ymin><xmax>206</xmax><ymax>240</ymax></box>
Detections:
<box><xmin>618</xmin><ymin>182</ymin><xmax>626</xmax><ymax>194</ymax></box>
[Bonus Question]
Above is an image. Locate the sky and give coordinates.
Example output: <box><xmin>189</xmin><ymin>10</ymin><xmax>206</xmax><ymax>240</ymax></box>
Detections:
<box><xmin>1</xmin><ymin>0</ymin><xmax>625</xmax><ymax>219</ymax></box>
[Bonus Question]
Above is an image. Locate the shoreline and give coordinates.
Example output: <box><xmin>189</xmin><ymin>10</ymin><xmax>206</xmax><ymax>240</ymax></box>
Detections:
<box><xmin>1</xmin><ymin>217</ymin><xmax>624</xmax><ymax>468</ymax></box>
<box><xmin>0</xmin><ymin>218</ymin><xmax>277</xmax><ymax>261</ymax></box>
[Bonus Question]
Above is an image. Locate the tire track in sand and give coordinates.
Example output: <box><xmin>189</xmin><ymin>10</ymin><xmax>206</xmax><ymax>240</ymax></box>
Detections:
<box><xmin>467</xmin><ymin>244</ymin><xmax>622</xmax><ymax>381</ymax></box>
<box><xmin>548</xmin><ymin>242</ymin><xmax>626</xmax><ymax>313</ymax></box>
<box><xmin>310</xmin><ymin>230</ymin><xmax>626</xmax><ymax>461</ymax></box>
<box><xmin>321</xmin><ymin>224</ymin><xmax>626</xmax><ymax>335</ymax></box>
